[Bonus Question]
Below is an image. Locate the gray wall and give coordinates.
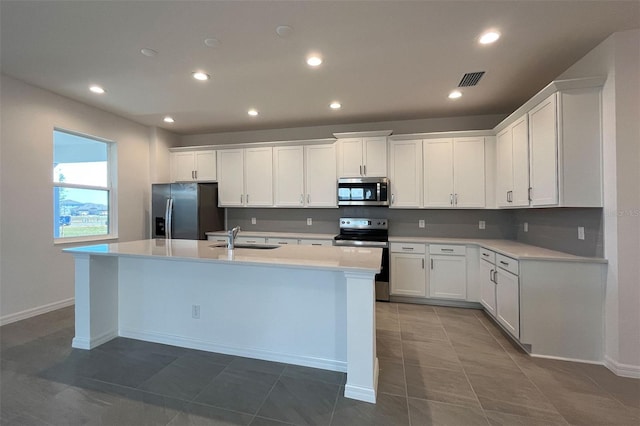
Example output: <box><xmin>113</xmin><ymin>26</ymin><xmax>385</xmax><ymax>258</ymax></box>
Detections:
<box><xmin>227</xmin><ymin>207</ymin><xmax>605</xmax><ymax>257</ymax></box>
<box><xmin>513</xmin><ymin>208</ymin><xmax>604</xmax><ymax>257</ymax></box>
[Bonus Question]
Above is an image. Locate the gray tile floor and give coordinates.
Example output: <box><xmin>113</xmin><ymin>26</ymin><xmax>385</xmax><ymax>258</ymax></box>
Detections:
<box><xmin>0</xmin><ymin>303</ymin><xmax>638</xmax><ymax>425</ymax></box>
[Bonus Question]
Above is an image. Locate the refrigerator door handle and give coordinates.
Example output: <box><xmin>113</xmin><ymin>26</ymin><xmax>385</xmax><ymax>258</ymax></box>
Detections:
<box><xmin>166</xmin><ymin>198</ymin><xmax>174</xmax><ymax>239</ymax></box>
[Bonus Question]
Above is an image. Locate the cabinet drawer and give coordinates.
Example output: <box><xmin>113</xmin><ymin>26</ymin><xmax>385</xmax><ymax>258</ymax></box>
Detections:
<box><xmin>299</xmin><ymin>239</ymin><xmax>333</xmax><ymax>246</ymax></box>
<box><xmin>207</xmin><ymin>235</ymin><xmax>228</xmax><ymax>243</ymax></box>
<box><xmin>235</xmin><ymin>236</ymin><xmax>267</xmax><ymax>245</ymax></box>
<box><xmin>266</xmin><ymin>237</ymin><xmax>299</xmax><ymax>245</ymax></box>
<box><xmin>496</xmin><ymin>254</ymin><xmax>519</xmax><ymax>275</ymax></box>
<box><xmin>390</xmin><ymin>242</ymin><xmax>426</xmax><ymax>254</ymax></box>
<box><xmin>429</xmin><ymin>244</ymin><xmax>466</xmax><ymax>256</ymax></box>
<box><xmin>479</xmin><ymin>248</ymin><xmax>496</xmax><ymax>264</ymax></box>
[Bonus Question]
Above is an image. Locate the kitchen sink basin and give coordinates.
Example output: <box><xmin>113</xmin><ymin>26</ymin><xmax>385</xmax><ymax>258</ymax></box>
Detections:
<box><xmin>209</xmin><ymin>243</ymin><xmax>280</xmax><ymax>250</ymax></box>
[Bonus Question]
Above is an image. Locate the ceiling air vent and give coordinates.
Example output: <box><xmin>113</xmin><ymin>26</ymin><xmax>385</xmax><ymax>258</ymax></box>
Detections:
<box><xmin>458</xmin><ymin>71</ymin><xmax>485</xmax><ymax>87</ymax></box>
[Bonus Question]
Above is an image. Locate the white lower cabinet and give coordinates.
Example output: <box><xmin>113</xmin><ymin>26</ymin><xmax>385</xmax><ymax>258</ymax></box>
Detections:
<box><xmin>428</xmin><ymin>245</ymin><xmax>467</xmax><ymax>300</ymax></box>
<box><xmin>299</xmin><ymin>239</ymin><xmax>333</xmax><ymax>246</ymax></box>
<box><xmin>266</xmin><ymin>237</ymin><xmax>299</xmax><ymax>246</ymax></box>
<box><xmin>479</xmin><ymin>258</ymin><xmax>497</xmax><ymax>317</ymax></box>
<box><xmin>235</xmin><ymin>236</ymin><xmax>266</xmax><ymax>245</ymax></box>
<box><xmin>495</xmin><ymin>257</ymin><xmax>520</xmax><ymax>339</ymax></box>
<box><xmin>390</xmin><ymin>243</ymin><xmax>427</xmax><ymax>297</ymax></box>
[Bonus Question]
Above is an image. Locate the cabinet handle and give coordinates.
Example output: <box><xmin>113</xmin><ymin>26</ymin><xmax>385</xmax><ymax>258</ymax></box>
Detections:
<box><xmin>507</xmin><ymin>190</ymin><xmax>513</xmax><ymax>203</ymax></box>
<box><xmin>194</xmin><ymin>170</ymin><xmax>198</xmax><ymax>180</ymax></box>
<box><xmin>494</xmin><ymin>270</ymin><xmax>498</xmax><ymax>284</ymax></box>
<box><xmin>528</xmin><ymin>187</ymin><xmax>533</xmax><ymax>202</ymax></box>
<box><xmin>402</xmin><ymin>246</ymin><xmax>414</xmax><ymax>250</ymax></box>
<box><xmin>359</xmin><ymin>165</ymin><xmax>363</xmax><ymax>175</ymax></box>
<box><xmin>441</xmin><ymin>248</ymin><xmax>454</xmax><ymax>252</ymax></box>
<box><xmin>482</xmin><ymin>252</ymin><xmax>490</xmax><ymax>257</ymax></box>
<box><xmin>490</xmin><ymin>269</ymin><xmax>495</xmax><ymax>283</ymax></box>
<box><xmin>450</xmin><ymin>194</ymin><xmax>453</xmax><ymax>205</ymax></box>
<box><xmin>240</xmin><ymin>194</ymin><xmax>244</xmax><ymax>204</ymax></box>
<box><xmin>307</xmin><ymin>194</ymin><xmax>310</xmax><ymax>203</ymax></box>
<box><xmin>422</xmin><ymin>258</ymin><xmax>425</xmax><ymax>269</ymax></box>
<box><xmin>363</xmin><ymin>165</ymin><xmax>367</xmax><ymax>175</ymax></box>
<box><xmin>247</xmin><ymin>194</ymin><xmax>250</xmax><ymax>204</ymax></box>
<box><xmin>191</xmin><ymin>170</ymin><xmax>195</xmax><ymax>179</ymax></box>
<box><xmin>391</xmin><ymin>194</ymin><xmax>395</xmax><ymax>205</ymax></box>
<box><xmin>499</xmin><ymin>260</ymin><xmax>509</xmax><ymax>266</ymax></box>
<box><xmin>430</xmin><ymin>258</ymin><xmax>434</xmax><ymax>269</ymax></box>
<box><xmin>454</xmin><ymin>193</ymin><xmax>458</xmax><ymax>205</ymax></box>
<box><xmin>300</xmin><ymin>194</ymin><xmax>304</xmax><ymax>204</ymax></box>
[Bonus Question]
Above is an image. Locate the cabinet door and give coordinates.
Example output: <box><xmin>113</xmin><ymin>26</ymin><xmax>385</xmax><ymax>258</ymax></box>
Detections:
<box><xmin>529</xmin><ymin>93</ymin><xmax>558</xmax><ymax>206</ymax></box>
<box><xmin>496</xmin><ymin>128</ymin><xmax>513</xmax><ymax>207</ymax></box>
<box><xmin>453</xmin><ymin>137</ymin><xmax>485</xmax><ymax>208</ymax></box>
<box><xmin>217</xmin><ymin>149</ymin><xmax>244</xmax><ymax>206</ymax></box>
<box><xmin>172</xmin><ymin>152</ymin><xmax>195</xmax><ymax>182</ymax></box>
<box><xmin>496</xmin><ymin>268</ymin><xmax>520</xmax><ymax>338</ymax></box>
<box><xmin>363</xmin><ymin>137</ymin><xmax>387</xmax><ymax>177</ymax></box>
<box><xmin>337</xmin><ymin>138</ymin><xmax>363</xmax><ymax>177</ymax></box>
<box><xmin>429</xmin><ymin>255</ymin><xmax>467</xmax><ymax>300</ymax></box>
<box><xmin>390</xmin><ymin>253</ymin><xmax>426</xmax><ymax>297</ymax></box>
<box><xmin>389</xmin><ymin>140</ymin><xmax>422</xmax><ymax>208</ymax></box>
<box><xmin>423</xmin><ymin>138</ymin><xmax>454</xmax><ymax>207</ymax></box>
<box><xmin>194</xmin><ymin>150</ymin><xmax>217</xmax><ymax>181</ymax></box>
<box><xmin>245</xmin><ymin>147</ymin><xmax>273</xmax><ymax>206</ymax></box>
<box><xmin>479</xmin><ymin>259</ymin><xmax>497</xmax><ymax>317</ymax></box>
<box><xmin>511</xmin><ymin>116</ymin><xmax>530</xmax><ymax>206</ymax></box>
<box><xmin>274</xmin><ymin>146</ymin><xmax>304</xmax><ymax>207</ymax></box>
<box><xmin>305</xmin><ymin>144</ymin><xmax>337</xmax><ymax>207</ymax></box>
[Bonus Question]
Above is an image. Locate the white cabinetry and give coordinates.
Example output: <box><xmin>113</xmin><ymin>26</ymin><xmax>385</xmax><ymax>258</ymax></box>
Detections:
<box><xmin>235</xmin><ymin>236</ymin><xmax>267</xmax><ymax>245</ymax></box>
<box><xmin>299</xmin><ymin>239</ymin><xmax>333</xmax><ymax>246</ymax></box>
<box><xmin>273</xmin><ymin>144</ymin><xmax>337</xmax><ymax>208</ymax></box>
<box><xmin>423</xmin><ymin>137</ymin><xmax>485</xmax><ymax>208</ymax></box>
<box><xmin>388</xmin><ymin>140</ymin><xmax>422</xmax><ymax>208</ymax></box>
<box><xmin>528</xmin><ymin>94</ymin><xmax>558</xmax><ymax>206</ymax></box>
<box><xmin>428</xmin><ymin>245</ymin><xmax>467</xmax><ymax>300</ymax></box>
<box><xmin>479</xmin><ymin>248</ymin><xmax>497</xmax><ymax>316</ymax></box>
<box><xmin>496</xmin><ymin>116</ymin><xmax>529</xmax><ymax>207</ymax></box>
<box><xmin>390</xmin><ymin>243</ymin><xmax>427</xmax><ymax>297</ymax></box>
<box><xmin>217</xmin><ymin>147</ymin><xmax>273</xmax><ymax>207</ymax></box>
<box><xmin>170</xmin><ymin>150</ymin><xmax>217</xmax><ymax>182</ymax></box>
<box><xmin>266</xmin><ymin>237</ymin><xmax>299</xmax><ymax>246</ymax></box>
<box><xmin>335</xmin><ymin>131</ymin><xmax>391</xmax><ymax>177</ymax></box>
<box><xmin>495</xmin><ymin>254</ymin><xmax>520</xmax><ymax>338</ymax></box>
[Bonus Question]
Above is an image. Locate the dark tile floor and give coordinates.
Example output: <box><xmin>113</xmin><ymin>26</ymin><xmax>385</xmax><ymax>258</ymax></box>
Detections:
<box><xmin>1</xmin><ymin>304</ymin><xmax>638</xmax><ymax>425</ymax></box>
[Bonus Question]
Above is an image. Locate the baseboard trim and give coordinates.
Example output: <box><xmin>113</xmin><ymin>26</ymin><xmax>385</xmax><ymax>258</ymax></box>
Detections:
<box><xmin>344</xmin><ymin>383</ymin><xmax>377</xmax><ymax>404</ymax></box>
<box><xmin>72</xmin><ymin>330</ymin><xmax>118</xmax><ymax>350</ymax></box>
<box><xmin>389</xmin><ymin>296</ymin><xmax>483</xmax><ymax>309</ymax></box>
<box><xmin>530</xmin><ymin>353</ymin><xmax>604</xmax><ymax>366</ymax></box>
<box><xmin>119</xmin><ymin>327</ymin><xmax>347</xmax><ymax>373</ymax></box>
<box><xmin>604</xmin><ymin>355</ymin><xmax>640</xmax><ymax>378</ymax></box>
<box><xmin>0</xmin><ymin>298</ymin><xmax>74</xmax><ymax>326</ymax></box>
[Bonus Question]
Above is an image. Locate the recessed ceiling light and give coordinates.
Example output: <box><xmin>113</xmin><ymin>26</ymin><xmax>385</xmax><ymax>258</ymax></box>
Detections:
<box><xmin>163</xmin><ymin>116</ymin><xmax>175</xmax><ymax>123</ymax></box>
<box><xmin>140</xmin><ymin>48</ymin><xmax>157</xmax><ymax>57</ymax></box>
<box><xmin>306</xmin><ymin>56</ymin><xmax>322</xmax><ymax>67</ymax></box>
<box><xmin>479</xmin><ymin>31</ymin><xmax>500</xmax><ymax>45</ymax></box>
<box><xmin>192</xmin><ymin>71</ymin><xmax>210</xmax><ymax>81</ymax></box>
<box><xmin>276</xmin><ymin>25</ymin><xmax>293</xmax><ymax>38</ymax></box>
<box><xmin>89</xmin><ymin>85</ymin><xmax>105</xmax><ymax>94</ymax></box>
<box><xmin>448</xmin><ymin>90</ymin><xmax>462</xmax><ymax>99</ymax></box>
<box><xmin>330</xmin><ymin>102</ymin><xmax>341</xmax><ymax>110</ymax></box>
<box><xmin>204</xmin><ymin>38</ymin><xmax>219</xmax><ymax>48</ymax></box>
<box><xmin>248</xmin><ymin>109</ymin><xmax>259</xmax><ymax>116</ymax></box>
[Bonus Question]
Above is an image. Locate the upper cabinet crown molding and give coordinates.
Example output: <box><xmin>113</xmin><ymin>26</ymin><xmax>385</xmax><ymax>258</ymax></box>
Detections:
<box><xmin>169</xmin><ymin>138</ymin><xmax>336</xmax><ymax>152</ymax></box>
<box><xmin>332</xmin><ymin>130</ymin><xmax>392</xmax><ymax>139</ymax></box>
<box><xmin>389</xmin><ymin>130</ymin><xmax>494</xmax><ymax>141</ymax></box>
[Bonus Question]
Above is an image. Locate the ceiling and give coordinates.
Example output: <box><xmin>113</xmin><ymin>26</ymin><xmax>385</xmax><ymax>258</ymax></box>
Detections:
<box><xmin>1</xmin><ymin>1</ymin><xmax>638</xmax><ymax>135</ymax></box>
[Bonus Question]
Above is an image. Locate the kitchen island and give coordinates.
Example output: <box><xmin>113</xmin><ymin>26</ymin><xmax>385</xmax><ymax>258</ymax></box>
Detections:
<box><xmin>64</xmin><ymin>239</ymin><xmax>382</xmax><ymax>403</ymax></box>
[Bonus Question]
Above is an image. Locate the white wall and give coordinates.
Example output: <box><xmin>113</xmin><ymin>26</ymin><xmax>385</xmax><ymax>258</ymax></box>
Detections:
<box><xmin>0</xmin><ymin>74</ymin><xmax>160</xmax><ymax>324</ymax></box>
<box><xmin>179</xmin><ymin>114</ymin><xmax>506</xmax><ymax>146</ymax></box>
<box><xmin>559</xmin><ymin>29</ymin><xmax>640</xmax><ymax>375</ymax></box>
<box><xmin>149</xmin><ymin>126</ymin><xmax>176</xmax><ymax>184</ymax></box>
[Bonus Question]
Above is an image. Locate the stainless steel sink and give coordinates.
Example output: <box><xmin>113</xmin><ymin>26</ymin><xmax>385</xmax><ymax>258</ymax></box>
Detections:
<box><xmin>209</xmin><ymin>243</ymin><xmax>280</xmax><ymax>250</ymax></box>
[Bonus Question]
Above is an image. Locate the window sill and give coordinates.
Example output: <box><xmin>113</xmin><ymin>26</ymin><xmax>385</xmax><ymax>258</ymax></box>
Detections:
<box><xmin>54</xmin><ymin>235</ymin><xmax>119</xmax><ymax>246</ymax></box>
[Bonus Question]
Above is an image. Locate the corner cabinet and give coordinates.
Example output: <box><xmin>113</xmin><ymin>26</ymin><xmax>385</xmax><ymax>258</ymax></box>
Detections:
<box><xmin>388</xmin><ymin>139</ymin><xmax>422</xmax><ymax>208</ymax></box>
<box><xmin>334</xmin><ymin>130</ymin><xmax>391</xmax><ymax>178</ymax></box>
<box><xmin>217</xmin><ymin>147</ymin><xmax>273</xmax><ymax>207</ymax></box>
<box><xmin>170</xmin><ymin>150</ymin><xmax>217</xmax><ymax>182</ymax></box>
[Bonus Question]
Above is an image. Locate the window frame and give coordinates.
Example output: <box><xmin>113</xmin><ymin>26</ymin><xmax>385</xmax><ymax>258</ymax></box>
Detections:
<box><xmin>53</xmin><ymin>128</ymin><xmax>118</xmax><ymax>244</ymax></box>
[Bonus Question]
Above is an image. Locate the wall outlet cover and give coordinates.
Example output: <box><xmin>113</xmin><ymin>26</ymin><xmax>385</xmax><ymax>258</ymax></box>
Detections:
<box><xmin>578</xmin><ymin>226</ymin><xmax>585</xmax><ymax>240</ymax></box>
<box><xmin>307</xmin><ymin>218</ymin><xmax>312</xmax><ymax>226</ymax></box>
<box><xmin>479</xmin><ymin>220</ymin><xmax>486</xmax><ymax>230</ymax></box>
<box><xmin>251</xmin><ymin>217</ymin><xmax>257</xmax><ymax>225</ymax></box>
<box><xmin>419</xmin><ymin>219</ymin><xmax>425</xmax><ymax>228</ymax></box>
<box><xmin>524</xmin><ymin>222</ymin><xmax>529</xmax><ymax>232</ymax></box>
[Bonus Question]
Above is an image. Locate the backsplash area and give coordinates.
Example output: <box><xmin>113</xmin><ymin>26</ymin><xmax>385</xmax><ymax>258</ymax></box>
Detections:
<box><xmin>226</xmin><ymin>207</ymin><xmax>605</xmax><ymax>258</ymax></box>
<box><xmin>513</xmin><ymin>208</ymin><xmax>604</xmax><ymax>257</ymax></box>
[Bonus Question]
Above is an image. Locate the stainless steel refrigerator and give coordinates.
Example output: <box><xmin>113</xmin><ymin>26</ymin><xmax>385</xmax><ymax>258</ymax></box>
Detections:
<box><xmin>152</xmin><ymin>183</ymin><xmax>225</xmax><ymax>240</ymax></box>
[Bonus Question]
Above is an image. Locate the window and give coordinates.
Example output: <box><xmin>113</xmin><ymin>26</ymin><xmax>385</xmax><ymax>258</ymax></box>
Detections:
<box><xmin>53</xmin><ymin>129</ymin><xmax>116</xmax><ymax>242</ymax></box>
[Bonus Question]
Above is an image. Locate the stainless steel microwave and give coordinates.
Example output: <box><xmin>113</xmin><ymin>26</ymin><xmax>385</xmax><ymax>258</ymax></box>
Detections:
<box><xmin>337</xmin><ymin>177</ymin><xmax>390</xmax><ymax>206</ymax></box>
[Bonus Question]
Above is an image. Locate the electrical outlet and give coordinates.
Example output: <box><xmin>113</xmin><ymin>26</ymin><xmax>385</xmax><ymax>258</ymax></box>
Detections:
<box><xmin>192</xmin><ymin>304</ymin><xmax>200</xmax><ymax>319</ymax></box>
<box><xmin>306</xmin><ymin>218</ymin><xmax>312</xmax><ymax>226</ymax></box>
<box><xmin>251</xmin><ymin>217</ymin><xmax>256</xmax><ymax>225</ymax></box>
<box><xmin>479</xmin><ymin>220</ymin><xmax>486</xmax><ymax>230</ymax></box>
<box><xmin>578</xmin><ymin>226</ymin><xmax>585</xmax><ymax>240</ymax></box>
<box><xmin>524</xmin><ymin>222</ymin><xmax>529</xmax><ymax>232</ymax></box>
<box><xmin>418</xmin><ymin>219</ymin><xmax>425</xmax><ymax>228</ymax></box>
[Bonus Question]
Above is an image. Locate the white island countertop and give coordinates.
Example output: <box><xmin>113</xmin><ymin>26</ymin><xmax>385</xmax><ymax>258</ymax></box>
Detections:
<box><xmin>64</xmin><ymin>238</ymin><xmax>382</xmax><ymax>273</ymax></box>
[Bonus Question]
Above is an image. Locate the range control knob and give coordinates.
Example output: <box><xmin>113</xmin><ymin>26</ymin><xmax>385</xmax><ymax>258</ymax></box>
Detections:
<box><xmin>341</xmin><ymin>221</ymin><xmax>345</xmax><ymax>224</ymax></box>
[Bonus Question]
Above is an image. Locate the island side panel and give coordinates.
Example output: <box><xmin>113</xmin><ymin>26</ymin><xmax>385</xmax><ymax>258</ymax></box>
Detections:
<box><xmin>117</xmin><ymin>256</ymin><xmax>348</xmax><ymax>371</ymax></box>
<box><xmin>344</xmin><ymin>270</ymin><xmax>379</xmax><ymax>404</ymax></box>
<box><xmin>72</xmin><ymin>254</ymin><xmax>119</xmax><ymax>349</ymax></box>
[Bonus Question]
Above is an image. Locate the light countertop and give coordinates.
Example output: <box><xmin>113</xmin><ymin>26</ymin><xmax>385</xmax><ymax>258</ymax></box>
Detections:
<box><xmin>389</xmin><ymin>237</ymin><xmax>607</xmax><ymax>263</ymax></box>
<box><xmin>206</xmin><ymin>231</ymin><xmax>336</xmax><ymax>240</ymax></box>
<box><xmin>64</xmin><ymin>239</ymin><xmax>382</xmax><ymax>273</ymax></box>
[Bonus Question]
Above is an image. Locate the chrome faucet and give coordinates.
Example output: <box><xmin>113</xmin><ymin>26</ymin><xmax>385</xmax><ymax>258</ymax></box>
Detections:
<box><xmin>228</xmin><ymin>226</ymin><xmax>241</xmax><ymax>249</ymax></box>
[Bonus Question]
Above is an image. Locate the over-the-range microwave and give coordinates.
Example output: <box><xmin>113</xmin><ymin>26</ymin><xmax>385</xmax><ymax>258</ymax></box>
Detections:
<box><xmin>337</xmin><ymin>177</ymin><xmax>390</xmax><ymax>206</ymax></box>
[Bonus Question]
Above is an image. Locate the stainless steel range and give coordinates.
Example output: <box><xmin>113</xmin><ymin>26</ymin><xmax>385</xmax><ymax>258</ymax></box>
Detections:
<box><xmin>334</xmin><ymin>218</ymin><xmax>390</xmax><ymax>301</ymax></box>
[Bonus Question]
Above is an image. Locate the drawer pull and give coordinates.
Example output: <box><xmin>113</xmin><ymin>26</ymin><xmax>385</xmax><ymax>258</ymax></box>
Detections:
<box><xmin>482</xmin><ymin>253</ymin><xmax>489</xmax><ymax>257</ymax></box>
<box><xmin>277</xmin><ymin>242</ymin><xmax>288</xmax><ymax>245</ymax></box>
<box><xmin>499</xmin><ymin>260</ymin><xmax>509</xmax><ymax>266</ymax></box>
<box><xmin>441</xmin><ymin>248</ymin><xmax>454</xmax><ymax>252</ymax></box>
<box><xmin>402</xmin><ymin>247</ymin><xmax>414</xmax><ymax>250</ymax></box>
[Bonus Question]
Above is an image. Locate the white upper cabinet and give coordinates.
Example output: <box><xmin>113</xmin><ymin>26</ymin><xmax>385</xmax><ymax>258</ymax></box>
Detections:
<box><xmin>511</xmin><ymin>117</ymin><xmax>530</xmax><ymax>206</ymax></box>
<box><xmin>217</xmin><ymin>147</ymin><xmax>273</xmax><ymax>207</ymax></box>
<box><xmin>529</xmin><ymin>93</ymin><xmax>559</xmax><ymax>207</ymax></box>
<box><xmin>170</xmin><ymin>149</ymin><xmax>217</xmax><ymax>182</ymax></box>
<box><xmin>335</xmin><ymin>131</ymin><xmax>391</xmax><ymax>177</ymax></box>
<box><xmin>389</xmin><ymin>139</ymin><xmax>422</xmax><ymax>208</ymax></box>
<box><xmin>496</xmin><ymin>128</ymin><xmax>514</xmax><ymax>207</ymax></box>
<box><xmin>423</xmin><ymin>137</ymin><xmax>485</xmax><ymax>208</ymax></box>
<box><xmin>273</xmin><ymin>143</ymin><xmax>337</xmax><ymax>208</ymax></box>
